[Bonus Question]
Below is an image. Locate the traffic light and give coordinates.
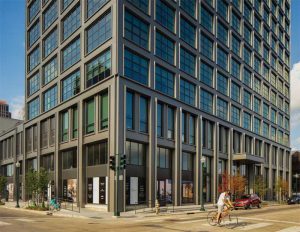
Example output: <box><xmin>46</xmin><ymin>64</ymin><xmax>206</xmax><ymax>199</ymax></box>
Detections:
<box><xmin>109</xmin><ymin>156</ymin><xmax>115</xmax><ymax>170</ymax></box>
<box><xmin>120</xmin><ymin>154</ymin><xmax>126</xmax><ymax>170</ymax></box>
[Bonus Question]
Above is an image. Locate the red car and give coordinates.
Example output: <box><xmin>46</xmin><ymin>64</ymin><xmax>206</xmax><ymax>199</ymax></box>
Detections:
<box><xmin>233</xmin><ymin>194</ymin><xmax>262</xmax><ymax>209</ymax></box>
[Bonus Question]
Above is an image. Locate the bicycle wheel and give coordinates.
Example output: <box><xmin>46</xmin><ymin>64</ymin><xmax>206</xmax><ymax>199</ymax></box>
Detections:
<box><xmin>207</xmin><ymin>211</ymin><xmax>218</xmax><ymax>226</ymax></box>
<box><xmin>223</xmin><ymin>215</ymin><xmax>238</xmax><ymax>229</ymax></box>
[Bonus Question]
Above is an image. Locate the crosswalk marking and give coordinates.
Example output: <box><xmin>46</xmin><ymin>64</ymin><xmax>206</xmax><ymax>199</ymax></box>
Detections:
<box><xmin>176</xmin><ymin>219</ymin><xmax>207</xmax><ymax>224</ymax></box>
<box><xmin>239</xmin><ymin>217</ymin><xmax>300</xmax><ymax>225</ymax></box>
<box><xmin>240</xmin><ymin>222</ymin><xmax>273</xmax><ymax>230</ymax></box>
<box><xmin>0</xmin><ymin>221</ymin><xmax>11</xmax><ymax>226</ymax></box>
<box><xmin>276</xmin><ymin>226</ymin><xmax>300</xmax><ymax>232</ymax></box>
<box><xmin>15</xmin><ymin>218</ymin><xmax>35</xmax><ymax>222</ymax></box>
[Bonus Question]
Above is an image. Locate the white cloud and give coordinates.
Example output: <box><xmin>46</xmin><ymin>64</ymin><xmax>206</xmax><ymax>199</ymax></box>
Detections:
<box><xmin>291</xmin><ymin>61</ymin><xmax>300</xmax><ymax>111</ymax></box>
<box><xmin>10</xmin><ymin>96</ymin><xmax>25</xmax><ymax>120</ymax></box>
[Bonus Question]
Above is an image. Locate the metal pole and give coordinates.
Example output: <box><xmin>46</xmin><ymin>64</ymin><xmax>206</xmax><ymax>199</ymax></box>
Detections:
<box><xmin>200</xmin><ymin>157</ymin><xmax>205</xmax><ymax>211</ymax></box>
<box><xmin>16</xmin><ymin>164</ymin><xmax>20</xmax><ymax>208</ymax></box>
<box><xmin>114</xmin><ymin>154</ymin><xmax>120</xmax><ymax>217</ymax></box>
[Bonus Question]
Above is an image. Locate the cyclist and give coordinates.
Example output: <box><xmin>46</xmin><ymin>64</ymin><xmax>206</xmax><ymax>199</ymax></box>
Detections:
<box><xmin>216</xmin><ymin>190</ymin><xmax>233</xmax><ymax>224</ymax></box>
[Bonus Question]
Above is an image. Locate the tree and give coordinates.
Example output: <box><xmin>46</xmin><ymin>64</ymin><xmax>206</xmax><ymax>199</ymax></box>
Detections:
<box><xmin>275</xmin><ymin>177</ymin><xmax>289</xmax><ymax>202</ymax></box>
<box><xmin>231</xmin><ymin>173</ymin><xmax>247</xmax><ymax>199</ymax></box>
<box><xmin>218</xmin><ymin>172</ymin><xmax>230</xmax><ymax>194</ymax></box>
<box><xmin>253</xmin><ymin>175</ymin><xmax>267</xmax><ymax>199</ymax></box>
<box><xmin>0</xmin><ymin>175</ymin><xmax>7</xmax><ymax>200</ymax></box>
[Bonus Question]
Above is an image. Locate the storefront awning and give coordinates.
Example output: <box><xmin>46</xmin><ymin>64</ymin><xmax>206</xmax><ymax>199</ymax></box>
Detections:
<box><xmin>232</xmin><ymin>153</ymin><xmax>264</xmax><ymax>164</ymax></box>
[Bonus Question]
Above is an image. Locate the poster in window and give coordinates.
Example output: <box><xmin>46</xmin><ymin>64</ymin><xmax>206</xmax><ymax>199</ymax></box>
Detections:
<box><xmin>138</xmin><ymin>177</ymin><xmax>146</xmax><ymax>203</ymax></box>
<box><xmin>7</xmin><ymin>183</ymin><xmax>14</xmax><ymax>201</ymax></box>
<box><xmin>126</xmin><ymin>177</ymin><xmax>130</xmax><ymax>205</ymax></box>
<box><xmin>99</xmin><ymin>177</ymin><xmax>106</xmax><ymax>204</ymax></box>
<box><xmin>182</xmin><ymin>181</ymin><xmax>194</xmax><ymax>203</ymax></box>
<box><xmin>63</xmin><ymin>179</ymin><xmax>67</xmax><ymax>199</ymax></box>
<box><xmin>87</xmin><ymin>178</ymin><xmax>93</xmax><ymax>204</ymax></box>
<box><xmin>67</xmin><ymin>179</ymin><xmax>77</xmax><ymax>202</ymax></box>
<box><xmin>130</xmin><ymin>177</ymin><xmax>138</xmax><ymax>205</ymax></box>
<box><xmin>93</xmin><ymin>177</ymin><xmax>99</xmax><ymax>204</ymax></box>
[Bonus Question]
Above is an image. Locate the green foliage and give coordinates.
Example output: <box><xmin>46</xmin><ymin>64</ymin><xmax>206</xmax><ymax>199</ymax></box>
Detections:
<box><xmin>0</xmin><ymin>175</ymin><xmax>7</xmax><ymax>199</ymax></box>
<box><xmin>254</xmin><ymin>175</ymin><xmax>267</xmax><ymax>199</ymax></box>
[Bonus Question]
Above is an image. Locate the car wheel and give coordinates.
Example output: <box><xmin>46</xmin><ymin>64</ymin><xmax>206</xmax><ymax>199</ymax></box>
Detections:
<box><xmin>244</xmin><ymin>205</ymin><xmax>248</xmax><ymax>210</ymax></box>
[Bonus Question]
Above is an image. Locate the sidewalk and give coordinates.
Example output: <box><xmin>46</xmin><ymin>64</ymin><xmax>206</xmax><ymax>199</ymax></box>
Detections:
<box><xmin>0</xmin><ymin>200</ymin><xmax>286</xmax><ymax>220</ymax></box>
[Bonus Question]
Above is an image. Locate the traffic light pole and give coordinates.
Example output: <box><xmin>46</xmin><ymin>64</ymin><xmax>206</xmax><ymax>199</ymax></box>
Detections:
<box><xmin>114</xmin><ymin>153</ymin><xmax>120</xmax><ymax>217</ymax></box>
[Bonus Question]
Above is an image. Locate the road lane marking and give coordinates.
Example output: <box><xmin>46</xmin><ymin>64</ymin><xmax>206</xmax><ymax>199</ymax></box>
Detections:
<box><xmin>240</xmin><ymin>222</ymin><xmax>273</xmax><ymax>230</ymax></box>
<box><xmin>176</xmin><ymin>219</ymin><xmax>207</xmax><ymax>224</ymax></box>
<box><xmin>0</xmin><ymin>221</ymin><xmax>11</xmax><ymax>226</ymax></box>
<box><xmin>276</xmin><ymin>226</ymin><xmax>300</xmax><ymax>232</ymax></box>
<box><xmin>15</xmin><ymin>219</ymin><xmax>35</xmax><ymax>222</ymax></box>
<box><xmin>239</xmin><ymin>217</ymin><xmax>300</xmax><ymax>225</ymax></box>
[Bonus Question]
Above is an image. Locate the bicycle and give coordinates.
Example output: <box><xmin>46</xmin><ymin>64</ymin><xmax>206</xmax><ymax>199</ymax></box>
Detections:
<box><xmin>49</xmin><ymin>198</ymin><xmax>61</xmax><ymax>212</ymax></box>
<box><xmin>207</xmin><ymin>207</ymin><xmax>238</xmax><ymax>229</ymax></box>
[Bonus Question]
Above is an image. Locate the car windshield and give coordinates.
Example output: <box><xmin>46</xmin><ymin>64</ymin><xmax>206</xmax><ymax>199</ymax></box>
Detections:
<box><xmin>240</xmin><ymin>195</ymin><xmax>250</xmax><ymax>199</ymax></box>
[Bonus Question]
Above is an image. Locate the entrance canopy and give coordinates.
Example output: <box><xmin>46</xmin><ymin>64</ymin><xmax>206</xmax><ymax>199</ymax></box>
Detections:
<box><xmin>232</xmin><ymin>153</ymin><xmax>264</xmax><ymax>164</ymax></box>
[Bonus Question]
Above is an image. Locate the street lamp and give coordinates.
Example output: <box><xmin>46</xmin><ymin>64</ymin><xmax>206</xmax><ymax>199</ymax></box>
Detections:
<box><xmin>200</xmin><ymin>156</ymin><xmax>206</xmax><ymax>211</ymax></box>
<box><xmin>294</xmin><ymin>173</ymin><xmax>299</xmax><ymax>196</ymax></box>
<box><xmin>15</xmin><ymin>161</ymin><xmax>20</xmax><ymax>208</ymax></box>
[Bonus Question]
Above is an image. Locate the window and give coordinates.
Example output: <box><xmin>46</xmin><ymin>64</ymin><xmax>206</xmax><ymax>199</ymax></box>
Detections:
<box><xmin>87</xmin><ymin>141</ymin><xmax>108</xmax><ymax>166</ymax></box>
<box><xmin>201</xmin><ymin>6</ymin><xmax>213</xmax><ymax>32</ymax></box>
<box><xmin>28</xmin><ymin>73</ymin><xmax>40</xmax><ymax>96</ymax></box>
<box><xmin>28</xmin><ymin>47</ymin><xmax>40</xmax><ymax>72</ymax></box>
<box><xmin>128</xmin><ymin>0</ymin><xmax>148</xmax><ymax>14</ymax></box>
<box><xmin>200</xmin><ymin>89</ymin><xmax>213</xmax><ymax>114</ymax></box>
<box><xmin>271</xmin><ymin>108</ymin><xmax>276</xmax><ymax>123</ymax></box>
<box><xmin>155</xmin><ymin>65</ymin><xmax>174</xmax><ymax>96</ymax></box>
<box><xmin>43</xmin><ymin>0</ymin><xmax>57</xmax><ymax>31</ymax></box>
<box><xmin>232</xmin><ymin>35</ymin><xmax>240</xmax><ymax>56</ymax></box>
<box><xmin>231</xmin><ymin>58</ymin><xmax>240</xmax><ymax>79</ymax></box>
<box><xmin>189</xmin><ymin>115</ymin><xmax>195</xmax><ymax>145</ymax></box>
<box><xmin>157</xmin><ymin>103</ymin><xmax>163</xmax><ymax>137</ymax></box>
<box><xmin>182</xmin><ymin>112</ymin><xmax>186</xmax><ymax>143</ymax></box>
<box><xmin>180</xmin><ymin>78</ymin><xmax>195</xmax><ymax>106</ymax></box>
<box><xmin>43</xmin><ymin>85</ymin><xmax>57</xmax><ymax>111</ymax></box>
<box><xmin>43</xmin><ymin>57</ymin><xmax>58</xmax><ymax>85</ymax></box>
<box><xmin>124</xmin><ymin>48</ymin><xmax>149</xmax><ymax>85</ymax></box>
<box><xmin>263</xmin><ymin>122</ymin><xmax>269</xmax><ymax>138</ymax></box>
<box><xmin>28</xmin><ymin>97</ymin><xmax>40</xmax><ymax>120</ymax></box>
<box><xmin>263</xmin><ymin>103</ymin><xmax>269</xmax><ymax>119</ymax></box>
<box><xmin>85</xmin><ymin>98</ymin><xmax>95</xmax><ymax>134</ymax></box>
<box><xmin>86</xmin><ymin>11</ymin><xmax>111</xmax><ymax>53</ymax></box>
<box><xmin>200</xmin><ymin>34</ymin><xmax>213</xmax><ymax>60</ymax></box>
<box><xmin>126</xmin><ymin>92</ymin><xmax>134</xmax><ymax>129</ymax></box>
<box><xmin>125</xmin><ymin>10</ymin><xmax>149</xmax><ymax>49</ymax></box>
<box><xmin>139</xmin><ymin>96</ymin><xmax>148</xmax><ymax>133</ymax></box>
<box><xmin>271</xmin><ymin>126</ymin><xmax>276</xmax><ymax>140</ymax></box>
<box><xmin>253</xmin><ymin>77</ymin><xmax>261</xmax><ymax>93</ymax></box>
<box><xmin>86</xmin><ymin>0</ymin><xmax>108</xmax><ymax>18</ymax></box>
<box><xmin>180</xmin><ymin>47</ymin><xmax>196</xmax><ymax>77</ymax></box>
<box><xmin>231</xmin><ymin>11</ymin><xmax>240</xmax><ymax>33</ymax></box>
<box><xmin>180</xmin><ymin>0</ymin><xmax>195</xmax><ymax>17</ymax></box>
<box><xmin>244</xmin><ymin>3</ymin><xmax>252</xmax><ymax>22</ymax></box>
<box><xmin>243</xmin><ymin>90</ymin><xmax>251</xmax><ymax>109</ymax></box>
<box><xmin>72</xmin><ymin>107</ymin><xmax>78</xmax><ymax>138</ymax></box>
<box><xmin>231</xmin><ymin>106</ymin><xmax>240</xmax><ymax>125</ymax></box>
<box><xmin>62</xmin><ymin>5</ymin><xmax>80</xmax><ymax>40</ymax></box>
<box><xmin>126</xmin><ymin>141</ymin><xmax>145</xmax><ymax>166</ymax></box>
<box><xmin>254</xmin><ymin>36</ymin><xmax>261</xmax><ymax>54</ymax></box>
<box><xmin>253</xmin><ymin>117</ymin><xmax>261</xmax><ymax>134</ymax></box>
<box><xmin>200</xmin><ymin>61</ymin><xmax>213</xmax><ymax>87</ymax></box>
<box><xmin>263</xmin><ymin>84</ymin><xmax>269</xmax><ymax>100</ymax></box>
<box><xmin>217</xmin><ymin>72</ymin><xmax>228</xmax><ymax>95</ymax></box>
<box><xmin>62</xmin><ymin>70</ymin><xmax>80</xmax><ymax>101</ymax></box>
<box><xmin>157</xmin><ymin>147</ymin><xmax>171</xmax><ymax>168</ymax></box>
<box><xmin>217</xmin><ymin>0</ymin><xmax>228</xmax><ymax>20</ymax></box>
<box><xmin>62</xmin><ymin>38</ymin><xmax>80</xmax><ymax>71</ymax></box>
<box><xmin>100</xmin><ymin>92</ymin><xmax>108</xmax><ymax>130</ymax></box>
<box><xmin>156</xmin><ymin>31</ymin><xmax>174</xmax><ymax>64</ymax></box>
<box><xmin>254</xmin><ymin>15</ymin><xmax>261</xmax><ymax>33</ymax></box>
<box><xmin>263</xmin><ymin>27</ymin><xmax>269</xmax><ymax>43</ymax></box>
<box><xmin>254</xmin><ymin>97</ymin><xmax>261</xmax><ymax>114</ymax></box>
<box><xmin>61</xmin><ymin>111</ymin><xmax>69</xmax><ymax>142</ymax></box>
<box><xmin>43</xmin><ymin>28</ymin><xmax>57</xmax><ymax>57</ymax></box>
<box><xmin>231</xmin><ymin>82</ymin><xmax>240</xmax><ymax>102</ymax></box>
<box><xmin>180</xmin><ymin>16</ymin><xmax>196</xmax><ymax>47</ymax></box>
<box><xmin>29</xmin><ymin>0</ymin><xmax>40</xmax><ymax>23</ymax></box>
<box><xmin>62</xmin><ymin>0</ymin><xmax>73</xmax><ymax>11</ymax></box>
<box><xmin>182</xmin><ymin>152</ymin><xmax>193</xmax><ymax>171</ymax></box>
<box><xmin>156</xmin><ymin>0</ymin><xmax>175</xmax><ymax>32</ymax></box>
<box><xmin>29</xmin><ymin>21</ymin><xmax>40</xmax><ymax>47</ymax></box>
<box><xmin>254</xmin><ymin>56</ymin><xmax>261</xmax><ymax>74</ymax></box>
<box><xmin>244</xmin><ymin>25</ymin><xmax>252</xmax><ymax>45</ymax></box>
<box><xmin>167</xmin><ymin>107</ymin><xmax>174</xmax><ymax>139</ymax></box>
<box><xmin>40</xmin><ymin>154</ymin><xmax>54</xmax><ymax>171</ymax></box>
<box><xmin>243</xmin><ymin>68</ymin><xmax>252</xmax><ymax>87</ymax></box>
<box><xmin>243</xmin><ymin>112</ymin><xmax>251</xmax><ymax>130</ymax></box>
<box><xmin>217</xmin><ymin>47</ymin><xmax>228</xmax><ymax>71</ymax></box>
<box><xmin>217</xmin><ymin>22</ymin><xmax>228</xmax><ymax>45</ymax></box>
<box><xmin>271</xmin><ymin>91</ymin><xmax>276</xmax><ymax>105</ymax></box>
<box><xmin>263</xmin><ymin>65</ymin><xmax>269</xmax><ymax>81</ymax></box>
<box><xmin>243</xmin><ymin>46</ymin><xmax>252</xmax><ymax>66</ymax></box>
<box><xmin>62</xmin><ymin>149</ymin><xmax>77</xmax><ymax>169</ymax></box>
<box><xmin>86</xmin><ymin>49</ymin><xmax>111</xmax><ymax>88</ymax></box>
<box><xmin>217</xmin><ymin>98</ymin><xmax>228</xmax><ymax>120</ymax></box>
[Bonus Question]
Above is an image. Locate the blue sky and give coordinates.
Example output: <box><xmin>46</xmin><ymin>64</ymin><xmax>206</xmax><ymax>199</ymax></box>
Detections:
<box><xmin>0</xmin><ymin>0</ymin><xmax>300</xmax><ymax>149</ymax></box>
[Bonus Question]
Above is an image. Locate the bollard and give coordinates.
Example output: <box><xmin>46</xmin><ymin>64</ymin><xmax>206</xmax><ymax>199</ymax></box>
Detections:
<box><xmin>155</xmin><ymin>199</ymin><xmax>160</xmax><ymax>215</ymax></box>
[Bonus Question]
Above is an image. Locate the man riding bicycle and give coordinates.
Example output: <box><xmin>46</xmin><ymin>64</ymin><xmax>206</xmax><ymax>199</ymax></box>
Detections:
<box><xmin>216</xmin><ymin>190</ymin><xmax>234</xmax><ymax>224</ymax></box>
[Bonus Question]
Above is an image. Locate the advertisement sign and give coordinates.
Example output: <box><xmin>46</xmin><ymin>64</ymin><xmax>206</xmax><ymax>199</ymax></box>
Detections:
<box><xmin>99</xmin><ymin>177</ymin><xmax>106</xmax><ymax>204</ymax></box>
<box><xmin>63</xmin><ymin>179</ymin><xmax>77</xmax><ymax>202</ymax></box>
<box><xmin>7</xmin><ymin>183</ymin><xmax>14</xmax><ymax>201</ymax></box>
<box><xmin>93</xmin><ymin>177</ymin><xmax>99</xmax><ymax>204</ymax></box>
<box><xmin>130</xmin><ymin>177</ymin><xmax>138</xmax><ymax>205</ymax></box>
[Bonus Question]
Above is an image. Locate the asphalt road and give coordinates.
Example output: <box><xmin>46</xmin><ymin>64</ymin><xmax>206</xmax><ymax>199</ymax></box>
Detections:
<box><xmin>0</xmin><ymin>204</ymin><xmax>300</xmax><ymax>232</ymax></box>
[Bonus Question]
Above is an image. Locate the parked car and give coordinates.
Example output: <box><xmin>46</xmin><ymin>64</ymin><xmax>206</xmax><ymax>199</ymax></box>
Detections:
<box><xmin>287</xmin><ymin>195</ymin><xmax>300</xmax><ymax>205</ymax></box>
<box><xmin>233</xmin><ymin>194</ymin><xmax>261</xmax><ymax>209</ymax></box>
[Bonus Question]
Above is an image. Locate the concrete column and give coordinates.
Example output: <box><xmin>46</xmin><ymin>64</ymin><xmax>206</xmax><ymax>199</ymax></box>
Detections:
<box><xmin>268</xmin><ymin>144</ymin><xmax>273</xmax><ymax>200</ymax></box>
<box><xmin>174</xmin><ymin>107</ymin><xmax>182</xmax><ymax>206</ymax></box>
<box><xmin>195</xmin><ymin>115</ymin><xmax>202</xmax><ymax>205</ymax></box>
<box><xmin>213</xmin><ymin>122</ymin><xmax>219</xmax><ymax>204</ymax></box>
<box><xmin>227</xmin><ymin>128</ymin><xmax>233</xmax><ymax>177</ymax></box>
<box><xmin>78</xmin><ymin>100</ymin><xmax>84</xmax><ymax>207</ymax></box>
<box><xmin>241</xmin><ymin>133</ymin><xmax>245</xmax><ymax>153</ymax></box>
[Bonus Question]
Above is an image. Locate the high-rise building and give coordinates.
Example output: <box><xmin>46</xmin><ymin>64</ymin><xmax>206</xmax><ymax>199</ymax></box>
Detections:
<box><xmin>0</xmin><ymin>100</ymin><xmax>12</xmax><ymax>118</ymax></box>
<box><xmin>0</xmin><ymin>0</ymin><xmax>291</xmax><ymax>211</ymax></box>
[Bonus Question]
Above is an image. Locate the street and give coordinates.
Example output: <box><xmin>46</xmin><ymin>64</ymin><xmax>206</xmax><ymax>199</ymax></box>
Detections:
<box><xmin>0</xmin><ymin>205</ymin><xmax>300</xmax><ymax>232</ymax></box>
